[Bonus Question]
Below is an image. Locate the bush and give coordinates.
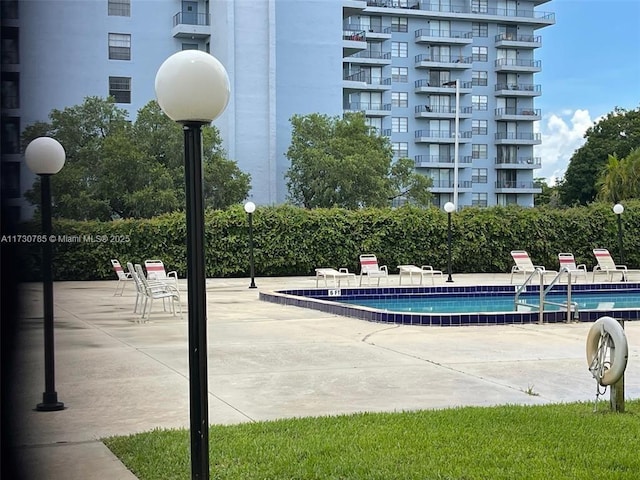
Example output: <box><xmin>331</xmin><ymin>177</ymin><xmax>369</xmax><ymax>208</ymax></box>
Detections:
<box><xmin>16</xmin><ymin>201</ymin><xmax>640</xmax><ymax>281</ymax></box>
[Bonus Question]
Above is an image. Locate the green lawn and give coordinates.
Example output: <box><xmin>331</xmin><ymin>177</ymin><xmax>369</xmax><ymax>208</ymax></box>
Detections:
<box><xmin>104</xmin><ymin>400</ymin><xmax>640</xmax><ymax>480</ymax></box>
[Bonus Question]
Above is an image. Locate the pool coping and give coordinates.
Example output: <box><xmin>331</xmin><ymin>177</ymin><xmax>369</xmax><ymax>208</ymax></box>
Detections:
<box><xmin>259</xmin><ymin>282</ymin><xmax>640</xmax><ymax>326</ymax></box>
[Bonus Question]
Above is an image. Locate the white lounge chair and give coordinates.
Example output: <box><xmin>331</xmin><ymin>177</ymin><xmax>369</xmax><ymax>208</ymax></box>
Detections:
<box><xmin>315</xmin><ymin>268</ymin><xmax>356</xmax><ymax>287</ymax></box>
<box><xmin>134</xmin><ymin>264</ymin><xmax>182</xmax><ymax>321</ymax></box>
<box><xmin>592</xmin><ymin>248</ymin><xmax>637</xmax><ymax>282</ymax></box>
<box><xmin>397</xmin><ymin>265</ymin><xmax>443</xmax><ymax>285</ymax></box>
<box><xmin>510</xmin><ymin>250</ymin><xmax>556</xmax><ymax>283</ymax></box>
<box><xmin>144</xmin><ymin>259</ymin><xmax>179</xmax><ymax>289</ymax></box>
<box><xmin>111</xmin><ymin>259</ymin><xmax>133</xmax><ymax>296</ymax></box>
<box><xmin>557</xmin><ymin>253</ymin><xmax>588</xmax><ymax>283</ymax></box>
<box><xmin>359</xmin><ymin>254</ymin><xmax>389</xmax><ymax>286</ymax></box>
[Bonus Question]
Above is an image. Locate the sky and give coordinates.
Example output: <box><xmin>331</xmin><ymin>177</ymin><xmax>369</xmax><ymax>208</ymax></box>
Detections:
<box><xmin>534</xmin><ymin>0</ymin><xmax>640</xmax><ymax>185</ymax></box>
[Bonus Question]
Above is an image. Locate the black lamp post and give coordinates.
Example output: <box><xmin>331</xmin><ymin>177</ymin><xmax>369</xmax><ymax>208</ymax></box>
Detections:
<box><xmin>244</xmin><ymin>201</ymin><xmax>257</xmax><ymax>289</ymax></box>
<box><xmin>155</xmin><ymin>50</ymin><xmax>230</xmax><ymax>480</ymax></box>
<box><xmin>25</xmin><ymin>137</ymin><xmax>66</xmax><ymax>412</ymax></box>
<box><xmin>444</xmin><ymin>201</ymin><xmax>455</xmax><ymax>283</ymax></box>
<box><xmin>613</xmin><ymin>203</ymin><xmax>624</xmax><ymax>265</ymax></box>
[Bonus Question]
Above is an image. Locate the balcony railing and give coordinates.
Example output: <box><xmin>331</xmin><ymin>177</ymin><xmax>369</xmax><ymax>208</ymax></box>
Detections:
<box><xmin>344</xmin><ymin>71</ymin><xmax>391</xmax><ymax>85</ymax></box>
<box><xmin>419</xmin><ymin>3</ymin><xmax>555</xmax><ymax>21</ymax></box>
<box><xmin>350</xmin><ymin>50</ymin><xmax>392</xmax><ymax>60</ymax></box>
<box><xmin>366</xmin><ymin>0</ymin><xmax>420</xmax><ymax>9</ymax></box>
<box><xmin>415</xmin><ymin>54</ymin><xmax>472</xmax><ymax>64</ymax></box>
<box><xmin>343</xmin><ymin>30</ymin><xmax>366</xmax><ymax>41</ymax></box>
<box><xmin>495</xmin><ymin>58</ymin><xmax>541</xmax><ymax>68</ymax></box>
<box><xmin>495</xmin><ymin>180</ymin><xmax>538</xmax><ymax>189</ymax></box>
<box><xmin>495</xmin><ymin>157</ymin><xmax>541</xmax><ymax>167</ymax></box>
<box><xmin>173</xmin><ymin>11</ymin><xmax>210</xmax><ymax>27</ymax></box>
<box><xmin>414</xmin><ymin>79</ymin><xmax>473</xmax><ymax>89</ymax></box>
<box><xmin>415</xmin><ymin>130</ymin><xmax>472</xmax><ymax>139</ymax></box>
<box><xmin>344</xmin><ymin>23</ymin><xmax>391</xmax><ymax>34</ymax></box>
<box><xmin>495</xmin><ymin>83</ymin><xmax>542</xmax><ymax>93</ymax></box>
<box><xmin>495</xmin><ymin>132</ymin><xmax>541</xmax><ymax>141</ymax></box>
<box><xmin>344</xmin><ymin>102</ymin><xmax>391</xmax><ymax>111</ymax></box>
<box><xmin>415</xmin><ymin>155</ymin><xmax>472</xmax><ymax>165</ymax></box>
<box><xmin>431</xmin><ymin>180</ymin><xmax>473</xmax><ymax>188</ymax></box>
<box><xmin>495</xmin><ymin>33</ymin><xmax>541</xmax><ymax>43</ymax></box>
<box><xmin>495</xmin><ymin>107</ymin><xmax>541</xmax><ymax>116</ymax></box>
<box><xmin>415</xmin><ymin>105</ymin><xmax>472</xmax><ymax>114</ymax></box>
<box><xmin>414</xmin><ymin>28</ymin><xmax>472</xmax><ymax>39</ymax></box>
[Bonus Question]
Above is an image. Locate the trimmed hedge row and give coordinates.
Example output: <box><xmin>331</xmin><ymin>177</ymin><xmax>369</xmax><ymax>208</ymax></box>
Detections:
<box><xmin>15</xmin><ymin>201</ymin><xmax>640</xmax><ymax>281</ymax></box>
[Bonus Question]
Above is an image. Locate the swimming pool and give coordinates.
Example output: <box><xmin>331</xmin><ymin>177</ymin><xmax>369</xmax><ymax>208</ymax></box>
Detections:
<box><xmin>260</xmin><ymin>283</ymin><xmax>640</xmax><ymax>326</ymax></box>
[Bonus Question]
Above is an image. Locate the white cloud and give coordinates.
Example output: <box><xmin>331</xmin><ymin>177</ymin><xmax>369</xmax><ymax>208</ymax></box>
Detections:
<box><xmin>534</xmin><ymin>109</ymin><xmax>599</xmax><ymax>186</ymax></box>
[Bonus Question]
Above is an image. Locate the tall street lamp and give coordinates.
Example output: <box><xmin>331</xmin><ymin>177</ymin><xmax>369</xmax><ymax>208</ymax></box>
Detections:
<box><xmin>244</xmin><ymin>202</ymin><xmax>257</xmax><ymax>289</ymax></box>
<box><xmin>613</xmin><ymin>203</ymin><xmax>624</xmax><ymax>265</ymax></box>
<box><xmin>155</xmin><ymin>50</ymin><xmax>230</xmax><ymax>480</ymax></box>
<box><xmin>24</xmin><ymin>137</ymin><xmax>66</xmax><ymax>412</ymax></box>
<box><xmin>444</xmin><ymin>201</ymin><xmax>455</xmax><ymax>283</ymax></box>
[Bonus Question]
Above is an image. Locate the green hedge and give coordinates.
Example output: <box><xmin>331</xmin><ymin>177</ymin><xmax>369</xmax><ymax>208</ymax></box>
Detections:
<box><xmin>15</xmin><ymin>201</ymin><xmax>640</xmax><ymax>281</ymax></box>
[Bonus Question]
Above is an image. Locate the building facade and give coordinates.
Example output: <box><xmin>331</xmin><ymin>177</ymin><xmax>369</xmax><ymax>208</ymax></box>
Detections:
<box><xmin>1</xmin><ymin>0</ymin><xmax>554</xmax><ymax>219</ymax></box>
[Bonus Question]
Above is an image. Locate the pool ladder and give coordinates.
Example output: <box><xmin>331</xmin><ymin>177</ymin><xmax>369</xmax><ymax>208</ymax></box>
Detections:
<box><xmin>514</xmin><ymin>267</ymin><xmax>579</xmax><ymax>323</ymax></box>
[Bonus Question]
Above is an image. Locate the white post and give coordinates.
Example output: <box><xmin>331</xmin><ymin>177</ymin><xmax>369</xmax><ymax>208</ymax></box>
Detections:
<box><xmin>453</xmin><ymin>78</ymin><xmax>460</xmax><ymax>210</ymax></box>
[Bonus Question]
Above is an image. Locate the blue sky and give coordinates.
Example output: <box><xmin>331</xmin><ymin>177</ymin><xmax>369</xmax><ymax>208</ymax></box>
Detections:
<box><xmin>534</xmin><ymin>0</ymin><xmax>640</xmax><ymax>183</ymax></box>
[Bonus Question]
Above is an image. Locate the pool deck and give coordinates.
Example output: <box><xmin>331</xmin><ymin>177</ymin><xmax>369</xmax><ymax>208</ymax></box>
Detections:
<box><xmin>6</xmin><ymin>273</ymin><xmax>640</xmax><ymax>479</ymax></box>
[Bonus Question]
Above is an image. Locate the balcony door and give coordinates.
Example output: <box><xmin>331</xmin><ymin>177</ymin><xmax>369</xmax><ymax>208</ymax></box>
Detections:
<box><xmin>182</xmin><ymin>1</ymin><xmax>198</xmax><ymax>25</ymax></box>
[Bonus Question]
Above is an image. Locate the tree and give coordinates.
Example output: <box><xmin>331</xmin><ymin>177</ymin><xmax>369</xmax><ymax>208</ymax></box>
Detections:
<box><xmin>597</xmin><ymin>148</ymin><xmax>640</xmax><ymax>203</ymax></box>
<box><xmin>559</xmin><ymin>106</ymin><xmax>640</xmax><ymax>205</ymax></box>
<box><xmin>23</xmin><ymin>97</ymin><xmax>251</xmax><ymax>220</ymax></box>
<box><xmin>533</xmin><ymin>178</ymin><xmax>560</xmax><ymax>207</ymax></box>
<box><xmin>285</xmin><ymin>112</ymin><xmax>431</xmax><ymax>208</ymax></box>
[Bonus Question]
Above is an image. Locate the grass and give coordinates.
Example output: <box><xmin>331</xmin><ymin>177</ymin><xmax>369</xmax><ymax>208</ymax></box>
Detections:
<box><xmin>104</xmin><ymin>400</ymin><xmax>640</xmax><ymax>480</ymax></box>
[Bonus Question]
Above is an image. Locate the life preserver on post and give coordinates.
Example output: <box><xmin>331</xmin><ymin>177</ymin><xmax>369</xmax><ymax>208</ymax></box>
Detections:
<box><xmin>586</xmin><ymin>316</ymin><xmax>628</xmax><ymax>386</ymax></box>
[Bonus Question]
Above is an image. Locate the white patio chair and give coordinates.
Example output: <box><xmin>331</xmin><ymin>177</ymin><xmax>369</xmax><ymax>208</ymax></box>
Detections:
<box><xmin>134</xmin><ymin>264</ymin><xmax>182</xmax><ymax>321</ymax></box>
<box><xmin>359</xmin><ymin>254</ymin><xmax>389</xmax><ymax>286</ymax></box>
<box><xmin>111</xmin><ymin>259</ymin><xmax>133</xmax><ymax>296</ymax></box>
<box><xmin>144</xmin><ymin>259</ymin><xmax>179</xmax><ymax>289</ymax></box>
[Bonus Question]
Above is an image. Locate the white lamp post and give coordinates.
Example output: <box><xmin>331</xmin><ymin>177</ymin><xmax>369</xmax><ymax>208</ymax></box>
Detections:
<box><xmin>24</xmin><ymin>137</ymin><xmax>66</xmax><ymax>412</ymax></box>
<box><xmin>155</xmin><ymin>50</ymin><xmax>230</xmax><ymax>480</ymax></box>
<box><xmin>444</xmin><ymin>201</ymin><xmax>456</xmax><ymax>283</ymax></box>
<box><xmin>613</xmin><ymin>203</ymin><xmax>624</xmax><ymax>265</ymax></box>
<box><xmin>244</xmin><ymin>201</ymin><xmax>257</xmax><ymax>289</ymax></box>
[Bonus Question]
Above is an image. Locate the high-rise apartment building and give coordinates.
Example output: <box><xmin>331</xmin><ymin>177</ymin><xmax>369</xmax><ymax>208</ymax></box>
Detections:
<box><xmin>1</xmin><ymin>0</ymin><xmax>554</xmax><ymax>219</ymax></box>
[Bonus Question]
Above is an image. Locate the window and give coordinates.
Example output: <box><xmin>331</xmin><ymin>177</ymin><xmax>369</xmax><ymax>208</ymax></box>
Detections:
<box><xmin>472</xmin><ymin>168</ymin><xmax>488</xmax><ymax>183</ymax></box>
<box><xmin>1</xmin><ymin>72</ymin><xmax>19</xmax><ymax>109</ymax></box>
<box><xmin>391</xmin><ymin>92</ymin><xmax>408</xmax><ymax>108</ymax></box>
<box><xmin>391</xmin><ymin>67</ymin><xmax>408</xmax><ymax>83</ymax></box>
<box><xmin>109</xmin><ymin>76</ymin><xmax>131</xmax><ymax>103</ymax></box>
<box><xmin>1</xmin><ymin>116</ymin><xmax>20</xmax><ymax>154</ymax></box>
<box><xmin>1</xmin><ymin>161</ymin><xmax>20</xmax><ymax>198</ymax></box>
<box><xmin>471</xmin><ymin>0</ymin><xmax>488</xmax><ymax>14</ymax></box>
<box><xmin>108</xmin><ymin>0</ymin><xmax>130</xmax><ymax>16</ymax></box>
<box><xmin>472</xmin><ymin>120</ymin><xmax>488</xmax><ymax>135</ymax></box>
<box><xmin>391</xmin><ymin>42</ymin><xmax>408</xmax><ymax>58</ymax></box>
<box><xmin>108</xmin><ymin>33</ymin><xmax>131</xmax><ymax>60</ymax></box>
<box><xmin>472</xmin><ymin>22</ymin><xmax>488</xmax><ymax>37</ymax></box>
<box><xmin>392</xmin><ymin>142</ymin><xmax>408</xmax><ymax>157</ymax></box>
<box><xmin>182</xmin><ymin>43</ymin><xmax>199</xmax><ymax>50</ymax></box>
<box><xmin>472</xmin><ymin>192</ymin><xmax>488</xmax><ymax>207</ymax></box>
<box><xmin>472</xmin><ymin>70</ymin><xmax>488</xmax><ymax>86</ymax></box>
<box><xmin>366</xmin><ymin>117</ymin><xmax>382</xmax><ymax>132</ymax></box>
<box><xmin>1</xmin><ymin>0</ymin><xmax>18</xmax><ymax>19</ymax></box>
<box><xmin>472</xmin><ymin>46</ymin><xmax>488</xmax><ymax>62</ymax></box>
<box><xmin>472</xmin><ymin>95</ymin><xmax>488</xmax><ymax>111</ymax></box>
<box><xmin>1</xmin><ymin>27</ymin><xmax>19</xmax><ymax>65</ymax></box>
<box><xmin>472</xmin><ymin>144</ymin><xmax>487</xmax><ymax>159</ymax></box>
<box><xmin>392</xmin><ymin>117</ymin><xmax>408</xmax><ymax>133</ymax></box>
<box><xmin>391</xmin><ymin>17</ymin><xmax>408</xmax><ymax>33</ymax></box>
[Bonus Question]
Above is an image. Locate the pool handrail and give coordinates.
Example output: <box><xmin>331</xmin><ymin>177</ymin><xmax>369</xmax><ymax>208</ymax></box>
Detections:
<box><xmin>515</xmin><ymin>267</ymin><xmax>578</xmax><ymax>323</ymax></box>
<box><xmin>544</xmin><ymin>267</ymin><xmax>578</xmax><ymax>322</ymax></box>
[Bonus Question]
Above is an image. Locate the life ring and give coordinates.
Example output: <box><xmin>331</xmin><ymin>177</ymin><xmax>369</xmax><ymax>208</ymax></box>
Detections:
<box><xmin>586</xmin><ymin>316</ymin><xmax>628</xmax><ymax>386</ymax></box>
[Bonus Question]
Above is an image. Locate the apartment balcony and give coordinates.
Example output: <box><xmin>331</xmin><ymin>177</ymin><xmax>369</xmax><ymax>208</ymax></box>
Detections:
<box><xmin>430</xmin><ymin>180</ymin><xmax>473</xmax><ymax>192</ymax></box>
<box><xmin>343</xmin><ymin>0</ymin><xmax>367</xmax><ymax>17</ymax></box>
<box><xmin>494</xmin><ymin>132</ymin><xmax>542</xmax><ymax>145</ymax></box>
<box><xmin>414</xmin><ymin>79</ymin><xmax>473</xmax><ymax>94</ymax></box>
<box><xmin>172</xmin><ymin>12</ymin><xmax>211</xmax><ymax>39</ymax></box>
<box><xmin>494</xmin><ymin>83</ymin><xmax>541</xmax><ymax>96</ymax></box>
<box><xmin>495</xmin><ymin>58</ymin><xmax>541</xmax><ymax>73</ymax></box>
<box><xmin>415</xmin><ymin>104</ymin><xmax>472</xmax><ymax>119</ymax></box>
<box><xmin>343</xmin><ymin>30</ymin><xmax>367</xmax><ymax>56</ymax></box>
<box><xmin>343</xmin><ymin>71</ymin><xmax>392</xmax><ymax>91</ymax></box>
<box><xmin>415</xmin><ymin>54</ymin><xmax>472</xmax><ymax>70</ymax></box>
<box><xmin>344</xmin><ymin>101</ymin><xmax>392</xmax><ymax>117</ymax></box>
<box><xmin>414</xmin><ymin>28</ymin><xmax>473</xmax><ymax>45</ymax></box>
<box><xmin>494</xmin><ymin>107</ymin><xmax>541</xmax><ymax>121</ymax></box>
<box><xmin>417</xmin><ymin>4</ymin><xmax>555</xmax><ymax>27</ymax></box>
<box><xmin>495</xmin><ymin>180</ymin><xmax>541</xmax><ymax>193</ymax></box>
<box><xmin>495</xmin><ymin>157</ymin><xmax>542</xmax><ymax>169</ymax></box>
<box><xmin>366</xmin><ymin>0</ymin><xmax>420</xmax><ymax>10</ymax></box>
<box><xmin>414</xmin><ymin>155</ymin><xmax>472</xmax><ymax>168</ymax></box>
<box><xmin>495</xmin><ymin>33</ymin><xmax>542</xmax><ymax>49</ymax></box>
<box><xmin>415</xmin><ymin>130</ymin><xmax>472</xmax><ymax>143</ymax></box>
<box><xmin>346</xmin><ymin>50</ymin><xmax>392</xmax><ymax>65</ymax></box>
<box><xmin>344</xmin><ymin>23</ymin><xmax>392</xmax><ymax>41</ymax></box>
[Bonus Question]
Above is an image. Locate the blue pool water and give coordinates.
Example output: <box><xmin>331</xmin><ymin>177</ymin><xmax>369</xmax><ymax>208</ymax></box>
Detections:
<box><xmin>341</xmin><ymin>292</ymin><xmax>640</xmax><ymax>313</ymax></box>
<box><xmin>260</xmin><ymin>283</ymin><xmax>640</xmax><ymax>326</ymax></box>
